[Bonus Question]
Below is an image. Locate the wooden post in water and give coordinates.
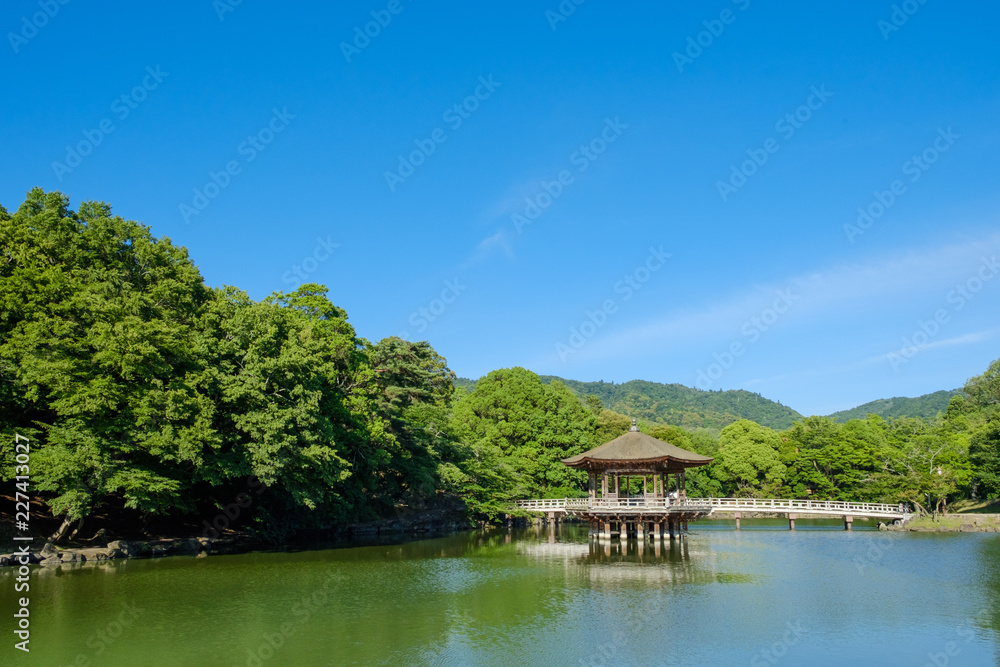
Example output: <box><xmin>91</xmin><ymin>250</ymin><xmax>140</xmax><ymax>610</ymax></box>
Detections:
<box><xmin>734</xmin><ymin>512</ymin><xmax>741</xmax><ymax>530</ymax></box>
<box><xmin>788</xmin><ymin>513</ymin><xmax>797</xmax><ymax>531</ymax></box>
<box><xmin>844</xmin><ymin>515</ymin><xmax>853</xmax><ymax>531</ymax></box>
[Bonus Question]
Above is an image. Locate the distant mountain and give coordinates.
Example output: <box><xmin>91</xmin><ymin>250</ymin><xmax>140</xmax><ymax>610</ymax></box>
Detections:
<box><xmin>825</xmin><ymin>389</ymin><xmax>962</xmax><ymax>423</ymax></box>
<box><xmin>453</xmin><ymin>374</ymin><xmax>803</xmax><ymax>431</ymax></box>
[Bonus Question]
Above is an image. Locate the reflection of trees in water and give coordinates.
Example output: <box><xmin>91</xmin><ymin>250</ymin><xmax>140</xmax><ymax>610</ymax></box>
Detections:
<box><xmin>979</xmin><ymin>537</ymin><xmax>1000</xmax><ymax>662</ymax></box>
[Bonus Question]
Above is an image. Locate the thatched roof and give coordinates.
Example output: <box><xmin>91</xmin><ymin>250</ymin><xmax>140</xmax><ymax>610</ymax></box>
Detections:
<box><xmin>562</xmin><ymin>422</ymin><xmax>713</xmax><ymax>472</ymax></box>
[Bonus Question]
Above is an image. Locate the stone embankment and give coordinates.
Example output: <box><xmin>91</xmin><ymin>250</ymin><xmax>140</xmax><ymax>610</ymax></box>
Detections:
<box><xmin>0</xmin><ymin>537</ymin><xmax>251</xmax><ymax>567</ymax></box>
<box><xmin>1</xmin><ymin>507</ymin><xmax>471</xmax><ymax>567</ymax></box>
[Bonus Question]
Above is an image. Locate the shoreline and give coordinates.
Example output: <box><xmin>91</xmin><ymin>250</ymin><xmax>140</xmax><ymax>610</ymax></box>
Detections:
<box><xmin>1</xmin><ymin>505</ymin><xmax>471</xmax><ymax>568</ymax></box>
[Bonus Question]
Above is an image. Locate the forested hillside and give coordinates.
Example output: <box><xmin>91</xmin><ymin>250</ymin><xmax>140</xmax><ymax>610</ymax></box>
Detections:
<box><xmin>827</xmin><ymin>390</ymin><xmax>963</xmax><ymax>423</ymax></box>
<box><xmin>457</xmin><ymin>376</ymin><xmax>803</xmax><ymax>430</ymax></box>
<box><xmin>2</xmin><ymin>190</ymin><xmax>999</xmax><ymax>544</ymax></box>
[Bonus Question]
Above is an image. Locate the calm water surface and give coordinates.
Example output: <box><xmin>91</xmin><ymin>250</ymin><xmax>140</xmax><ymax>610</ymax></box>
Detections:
<box><xmin>3</xmin><ymin>519</ymin><xmax>999</xmax><ymax>666</ymax></box>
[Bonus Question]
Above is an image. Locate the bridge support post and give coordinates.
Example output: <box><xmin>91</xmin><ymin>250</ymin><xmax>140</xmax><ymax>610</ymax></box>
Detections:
<box><xmin>788</xmin><ymin>513</ymin><xmax>797</xmax><ymax>531</ymax></box>
<box><xmin>734</xmin><ymin>512</ymin><xmax>741</xmax><ymax>531</ymax></box>
<box><xmin>547</xmin><ymin>512</ymin><xmax>556</xmax><ymax>525</ymax></box>
<box><xmin>668</xmin><ymin>519</ymin><xmax>676</xmax><ymax>540</ymax></box>
<box><xmin>653</xmin><ymin>521</ymin><xmax>662</xmax><ymax>539</ymax></box>
<box><xmin>844</xmin><ymin>515</ymin><xmax>853</xmax><ymax>531</ymax></box>
<box><xmin>603</xmin><ymin>520</ymin><xmax>612</xmax><ymax>540</ymax></box>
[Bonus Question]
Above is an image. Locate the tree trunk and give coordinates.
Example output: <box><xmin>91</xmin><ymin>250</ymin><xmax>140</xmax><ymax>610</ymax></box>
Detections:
<box><xmin>50</xmin><ymin>515</ymin><xmax>75</xmax><ymax>543</ymax></box>
<box><xmin>68</xmin><ymin>517</ymin><xmax>84</xmax><ymax>541</ymax></box>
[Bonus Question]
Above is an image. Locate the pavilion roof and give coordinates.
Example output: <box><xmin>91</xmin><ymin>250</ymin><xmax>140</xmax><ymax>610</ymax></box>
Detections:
<box><xmin>562</xmin><ymin>422</ymin><xmax>713</xmax><ymax>471</ymax></box>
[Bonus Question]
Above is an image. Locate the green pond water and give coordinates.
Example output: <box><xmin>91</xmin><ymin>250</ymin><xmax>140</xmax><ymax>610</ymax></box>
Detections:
<box><xmin>2</xmin><ymin>519</ymin><xmax>999</xmax><ymax>666</ymax></box>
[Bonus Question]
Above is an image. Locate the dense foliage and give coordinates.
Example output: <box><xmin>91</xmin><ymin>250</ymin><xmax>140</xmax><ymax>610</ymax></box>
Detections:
<box><xmin>2</xmin><ymin>190</ymin><xmax>998</xmax><ymax>542</ymax></box>
<box><xmin>543</xmin><ymin>377</ymin><xmax>804</xmax><ymax>430</ymax></box>
<box><xmin>826</xmin><ymin>389</ymin><xmax>963</xmax><ymax>423</ymax></box>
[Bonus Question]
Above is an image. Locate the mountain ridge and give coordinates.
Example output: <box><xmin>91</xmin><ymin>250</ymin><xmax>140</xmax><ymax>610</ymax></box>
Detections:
<box><xmin>454</xmin><ymin>374</ymin><xmax>960</xmax><ymax>430</ymax></box>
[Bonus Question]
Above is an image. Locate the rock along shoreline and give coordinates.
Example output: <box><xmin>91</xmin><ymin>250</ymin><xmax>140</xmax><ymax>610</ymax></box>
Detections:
<box><xmin>2</xmin><ymin>508</ymin><xmax>471</xmax><ymax>568</ymax></box>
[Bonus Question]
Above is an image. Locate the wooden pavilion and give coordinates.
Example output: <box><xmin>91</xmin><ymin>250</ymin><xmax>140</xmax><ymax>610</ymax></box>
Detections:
<box><xmin>560</xmin><ymin>419</ymin><xmax>714</xmax><ymax>539</ymax></box>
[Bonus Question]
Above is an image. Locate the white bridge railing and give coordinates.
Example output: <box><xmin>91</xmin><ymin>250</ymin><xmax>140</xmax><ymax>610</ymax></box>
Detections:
<box><xmin>515</xmin><ymin>497</ymin><xmax>909</xmax><ymax>519</ymax></box>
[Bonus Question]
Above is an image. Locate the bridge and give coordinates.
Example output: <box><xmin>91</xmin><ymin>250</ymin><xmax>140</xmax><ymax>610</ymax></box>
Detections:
<box><xmin>515</xmin><ymin>497</ymin><xmax>912</xmax><ymax>534</ymax></box>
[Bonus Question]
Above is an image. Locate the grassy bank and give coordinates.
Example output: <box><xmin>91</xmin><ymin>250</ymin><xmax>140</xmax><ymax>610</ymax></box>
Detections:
<box><xmin>897</xmin><ymin>513</ymin><xmax>1000</xmax><ymax>532</ymax></box>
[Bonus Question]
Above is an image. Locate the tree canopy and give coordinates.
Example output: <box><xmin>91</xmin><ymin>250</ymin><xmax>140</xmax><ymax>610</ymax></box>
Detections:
<box><xmin>2</xmin><ymin>189</ymin><xmax>999</xmax><ymax>540</ymax></box>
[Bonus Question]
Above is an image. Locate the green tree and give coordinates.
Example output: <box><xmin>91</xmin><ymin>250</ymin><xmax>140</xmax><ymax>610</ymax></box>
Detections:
<box><xmin>0</xmin><ymin>189</ymin><xmax>218</xmax><ymax>539</ymax></box>
<box><xmin>970</xmin><ymin>422</ymin><xmax>1000</xmax><ymax>499</ymax></box>
<box><xmin>716</xmin><ymin>419</ymin><xmax>786</xmax><ymax>496</ymax></box>
<box><xmin>451</xmin><ymin>368</ymin><xmax>595</xmax><ymax>500</ymax></box>
<box><xmin>965</xmin><ymin>358</ymin><xmax>1000</xmax><ymax>414</ymax></box>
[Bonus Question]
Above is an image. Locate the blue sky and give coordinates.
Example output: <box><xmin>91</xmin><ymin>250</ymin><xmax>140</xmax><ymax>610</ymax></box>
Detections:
<box><xmin>3</xmin><ymin>1</ymin><xmax>999</xmax><ymax>416</ymax></box>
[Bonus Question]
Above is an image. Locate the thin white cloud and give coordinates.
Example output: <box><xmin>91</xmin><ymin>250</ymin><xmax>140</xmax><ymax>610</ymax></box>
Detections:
<box><xmin>457</xmin><ymin>228</ymin><xmax>513</xmax><ymax>270</ymax></box>
<box><xmin>547</xmin><ymin>232</ymin><xmax>1000</xmax><ymax>365</ymax></box>
<box><xmin>864</xmin><ymin>329</ymin><xmax>998</xmax><ymax>365</ymax></box>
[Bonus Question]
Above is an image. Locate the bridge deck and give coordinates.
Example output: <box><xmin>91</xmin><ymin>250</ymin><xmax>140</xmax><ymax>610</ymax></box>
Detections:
<box><xmin>516</xmin><ymin>497</ymin><xmax>910</xmax><ymax>520</ymax></box>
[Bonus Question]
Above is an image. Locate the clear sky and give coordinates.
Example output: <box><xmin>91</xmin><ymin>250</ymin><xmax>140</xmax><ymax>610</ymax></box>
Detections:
<box><xmin>3</xmin><ymin>1</ymin><xmax>999</xmax><ymax>416</ymax></box>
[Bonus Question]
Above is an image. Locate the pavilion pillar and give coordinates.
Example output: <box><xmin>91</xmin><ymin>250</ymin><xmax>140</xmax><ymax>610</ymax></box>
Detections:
<box><xmin>643</xmin><ymin>476</ymin><xmax>648</xmax><ymax>497</ymax></box>
<box><xmin>734</xmin><ymin>512</ymin><xmax>741</xmax><ymax>531</ymax></box>
<box><xmin>602</xmin><ymin>472</ymin><xmax>608</xmax><ymax>498</ymax></box>
<box><xmin>788</xmin><ymin>513</ymin><xmax>797</xmax><ymax>531</ymax></box>
<box><xmin>844</xmin><ymin>515</ymin><xmax>853</xmax><ymax>531</ymax></box>
<box><xmin>614</xmin><ymin>475</ymin><xmax>620</xmax><ymax>496</ymax></box>
<box><xmin>588</xmin><ymin>472</ymin><xmax>596</xmax><ymax>501</ymax></box>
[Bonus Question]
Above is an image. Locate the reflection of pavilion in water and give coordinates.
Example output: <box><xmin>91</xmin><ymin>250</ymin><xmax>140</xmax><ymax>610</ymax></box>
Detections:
<box><xmin>517</xmin><ymin>524</ymin><xmax>730</xmax><ymax>586</ymax></box>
